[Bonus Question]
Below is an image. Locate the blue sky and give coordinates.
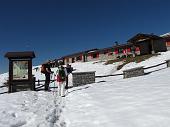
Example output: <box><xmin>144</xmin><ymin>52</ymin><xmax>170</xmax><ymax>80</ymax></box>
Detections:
<box><xmin>0</xmin><ymin>0</ymin><xmax>170</xmax><ymax>73</ymax></box>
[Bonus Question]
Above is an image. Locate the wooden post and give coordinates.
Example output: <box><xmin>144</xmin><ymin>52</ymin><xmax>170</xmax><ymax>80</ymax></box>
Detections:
<box><xmin>8</xmin><ymin>60</ymin><xmax>13</xmax><ymax>93</ymax></box>
<box><xmin>38</xmin><ymin>80</ymin><xmax>40</xmax><ymax>86</ymax></box>
<box><xmin>151</xmin><ymin>39</ymin><xmax>155</xmax><ymax>54</ymax></box>
<box><xmin>166</xmin><ymin>60</ymin><xmax>170</xmax><ymax>68</ymax></box>
<box><xmin>32</xmin><ymin>77</ymin><xmax>36</xmax><ymax>91</ymax></box>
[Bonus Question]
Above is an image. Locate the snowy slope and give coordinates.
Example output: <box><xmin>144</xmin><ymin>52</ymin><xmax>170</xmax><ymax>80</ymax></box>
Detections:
<box><xmin>69</xmin><ymin>61</ymin><xmax>121</xmax><ymax>76</ymax></box>
<box><xmin>0</xmin><ymin>73</ymin><xmax>8</xmax><ymax>86</ymax></box>
<box><xmin>64</xmin><ymin>67</ymin><xmax>170</xmax><ymax>127</ymax></box>
<box><xmin>0</xmin><ymin>51</ymin><xmax>170</xmax><ymax>127</ymax></box>
<box><xmin>116</xmin><ymin>51</ymin><xmax>170</xmax><ymax>74</ymax></box>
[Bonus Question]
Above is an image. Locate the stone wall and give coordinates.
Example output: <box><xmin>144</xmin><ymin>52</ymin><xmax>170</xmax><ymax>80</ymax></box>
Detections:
<box><xmin>123</xmin><ymin>67</ymin><xmax>144</xmax><ymax>79</ymax></box>
<box><xmin>72</xmin><ymin>71</ymin><xmax>95</xmax><ymax>87</ymax></box>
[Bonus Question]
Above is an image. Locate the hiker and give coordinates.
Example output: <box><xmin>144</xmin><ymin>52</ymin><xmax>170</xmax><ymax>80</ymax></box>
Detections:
<box><xmin>55</xmin><ymin>65</ymin><xmax>67</xmax><ymax>97</ymax></box>
<box><xmin>41</xmin><ymin>61</ymin><xmax>53</xmax><ymax>91</ymax></box>
<box><xmin>65</xmin><ymin>64</ymin><xmax>73</xmax><ymax>89</ymax></box>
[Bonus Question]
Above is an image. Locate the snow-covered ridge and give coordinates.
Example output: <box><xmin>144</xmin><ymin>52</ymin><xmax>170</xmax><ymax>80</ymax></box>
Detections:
<box><xmin>160</xmin><ymin>32</ymin><xmax>170</xmax><ymax>37</ymax></box>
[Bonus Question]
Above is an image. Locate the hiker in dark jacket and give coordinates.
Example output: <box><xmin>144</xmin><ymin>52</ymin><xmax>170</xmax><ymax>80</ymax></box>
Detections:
<box><xmin>41</xmin><ymin>61</ymin><xmax>53</xmax><ymax>91</ymax></box>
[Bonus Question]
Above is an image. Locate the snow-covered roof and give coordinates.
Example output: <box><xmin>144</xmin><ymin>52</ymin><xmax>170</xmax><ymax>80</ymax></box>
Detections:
<box><xmin>160</xmin><ymin>32</ymin><xmax>170</xmax><ymax>37</ymax></box>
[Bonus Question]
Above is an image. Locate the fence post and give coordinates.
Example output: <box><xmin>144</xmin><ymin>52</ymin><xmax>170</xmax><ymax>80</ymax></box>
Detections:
<box><xmin>32</xmin><ymin>77</ymin><xmax>36</xmax><ymax>91</ymax></box>
<box><xmin>166</xmin><ymin>60</ymin><xmax>170</xmax><ymax>68</ymax></box>
<box><xmin>38</xmin><ymin>80</ymin><xmax>40</xmax><ymax>86</ymax></box>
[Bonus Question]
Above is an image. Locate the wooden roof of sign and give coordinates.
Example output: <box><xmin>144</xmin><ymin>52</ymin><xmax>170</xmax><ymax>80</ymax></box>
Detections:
<box><xmin>5</xmin><ymin>51</ymin><xmax>35</xmax><ymax>59</ymax></box>
<box><xmin>127</xmin><ymin>33</ymin><xmax>162</xmax><ymax>43</ymax></box>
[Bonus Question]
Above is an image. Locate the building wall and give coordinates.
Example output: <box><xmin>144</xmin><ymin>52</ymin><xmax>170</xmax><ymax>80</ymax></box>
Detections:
<box><xmin>153</xmin><ymin>39</ymin><xmax>167</xmax><ymax>53</ymax></box>
<box><xmin>166</xmin><ymin>41</ymin><xmax>170</xmax><ymax>50</ymax></box>
<box><xmin>167</xmin><ymin>47</ymin><xmax>170</xmax><ymax>51</ymax></box>
<box><xmin>86</xmin><ymin>52</ymin><xmax>116</xmax><ymax>62</ymax></box>
<box><xmin>64</xmin><ymin>58</ymin><xmax>71</xmax><ymax>65</ymax></box>
<box><xmin>64</xmin><ymin>55</ymin><xmax>84</xmax><ymax>65</ymax></box>
<box><xmin>99</xmin><ymin>53</ymin><xmax>117</xmax><ymax>60</ymax></box>
<box><xmin>80</xmin><ymin>47</ymin><xmax>141</xmax><ymax>63</ymax></box>
<box><xmin>166</xmin><ymin>41</ymin><xmax>170</xmax><ymax>46</ymax></box>
<box><xmin>135</xmin><ymin>39</ymin><xmax>167</xmax><ymax>55</ymax></box>
<box><xmin>63</xmin><ymin>45</ymin><xmax>141</xmax><ymax>64</ymax></box>
<box><xmin>135</xmin><ymin>50</ymin><xmax>140</xmax><ymax>55</ymax></box>
<box><xmin>138</xmin><ymin>41</ymin><xmax>151</xmax><ymax>55</ymax></box>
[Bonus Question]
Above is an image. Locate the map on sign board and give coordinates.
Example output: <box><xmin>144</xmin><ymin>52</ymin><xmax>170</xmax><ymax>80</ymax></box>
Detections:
<box><xmin>13</xmin><ymin>61</ymin><xmax>28</xmax><ymax>80</ymax></box>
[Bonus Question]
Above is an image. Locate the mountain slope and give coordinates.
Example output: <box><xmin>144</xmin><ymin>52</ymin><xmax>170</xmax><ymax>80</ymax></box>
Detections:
<box><xmin>0</xmin><ymin>51</ymin><xmax>170</xmax><ymax>127</ymax></box>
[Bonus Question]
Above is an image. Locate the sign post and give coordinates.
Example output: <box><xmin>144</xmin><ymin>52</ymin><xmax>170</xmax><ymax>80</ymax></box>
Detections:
<box><xmin>5</xmin><ymin>51</ymin><xmax>35</xmax><ymax>93</ymax></box>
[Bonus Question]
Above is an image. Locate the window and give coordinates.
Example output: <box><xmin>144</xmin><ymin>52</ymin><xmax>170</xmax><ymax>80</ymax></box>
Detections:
<box><xmin>114</xmin><ymin>49</ymin><xmax>118</xmax><ymax>54</ymax></box>
<box><xmin>167</xmin><ymin>42</ymin><xmax>170</xmax><ymax>46</ymax></box>
<box><xmin>66</xmin><ymin>58</ymin><xmax>69</xmax><ymax>63</ymax></box>
<box><xmin>72</xmin><ymin>58</ymin><xmax>75</xmax><ymax>63</ymax></box>
<box><xmin>92</xmin><ymin>54</ymin><xmax>97</xmax><ymax>58</ymax></box>
<box><xmin>135</xmin><ymin>47</ymin><xmax>140</xmax><ymax>51</ymax></box>
<box><xmin>127</xmin><ymin>48</ymin><xmax>131</xmax><ymax>52</ymax></box>
<box><xmin>104</xmin><ymin>50</ymin><xmax>108</xmax><ymax>54</ymax></box>
<box><xmin>123</xmin><ymin>49</ymin><xmax>127</xmax><ymax>54</ymax></box>
<box><xmin>88</xmin><ymin>53</ymin><xmax>91</xmax><ymax>57</ymax></box>
<box><xmin>92</xmin><ymin>53</ymin><xmax>99</xmax><ymax>58</ymax></box>
<box><xmin>108</xmin><ymin>52</ymin><xmax>113</xmax><ymax>56</ymax></box>
<box><xmin>76</xmin><ymin>55</ymin><xmax>82</xmax><ymax>61</ymax></box>
<box><xmin>118</xmin><ymin>48</ymin><xmax>123</xmax><ymax>53</ymax></box>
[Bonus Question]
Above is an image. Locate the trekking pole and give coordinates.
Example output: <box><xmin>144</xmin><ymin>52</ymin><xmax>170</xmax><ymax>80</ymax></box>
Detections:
<box><xmin>49</xmin><ymin>72</ymin><xmax>54</xmax><ymax>92</ymax></box>
<box><xmin>65</xmin><ymin>87</ymin><xmax>69</xmax><ymax>96</ymax></box>
<box><xmin>52</xmin><ymin>73</ymin><xmax>55</xmax><ymax>95</ymax></box>
<box><xmin>53</xmin><ymin>80</ymin><xmax>55</xmax><ymax>95</ymax></box>
<box><xmin>53</xmin><ymin>81</ymin><xmax>57</xmax><ymax>98</ymax></box>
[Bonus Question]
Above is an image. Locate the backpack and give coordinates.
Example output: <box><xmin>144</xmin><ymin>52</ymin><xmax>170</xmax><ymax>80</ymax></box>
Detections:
<box><xmin>41</xmin><ymin>64</ymin><xmax>46</xmax><ymax>74</ymax></box>
<box><xmin>66</xmin><ymin>67</ymin><xmax>73</xmax><ymax>74</ymax></box>
<box><xmin>57</xmin><ymin>68</ymin><xmax>66</xmax><ymax>82</ymax></box>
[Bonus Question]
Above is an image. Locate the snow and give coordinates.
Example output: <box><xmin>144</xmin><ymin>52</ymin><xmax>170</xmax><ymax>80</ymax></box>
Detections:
<box><xmin>116</xmin><ymin>51</ymin><xmax>170</xmax><ymax>74</ymax></box>
<box><xmin>0</xmin><ymin>91</ymin><xmax>66</xmax><ymax>127</ymax></box>
<box><xmin>160</xmin><ymin>32</ymin><xmax>170</xmax><ymax>37</ymax></box>
<box><xmin>64</xmin><ymin>68</ymin><xmax>170</xmax><ymax>127</ymax></box>
<box><xmin>68</xmin><ymin>61</ymin><xmax>120</xmax><ymax>76</ymax></box>
<box><xmin>0</xmin><ymin>73</ymin><xmax>8</xmax><ymax>85</ymax></box>
<box><xmin>1</xmin><ymin>51</ymin><xmax>170</xmax><ymax>127</ymax></box>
